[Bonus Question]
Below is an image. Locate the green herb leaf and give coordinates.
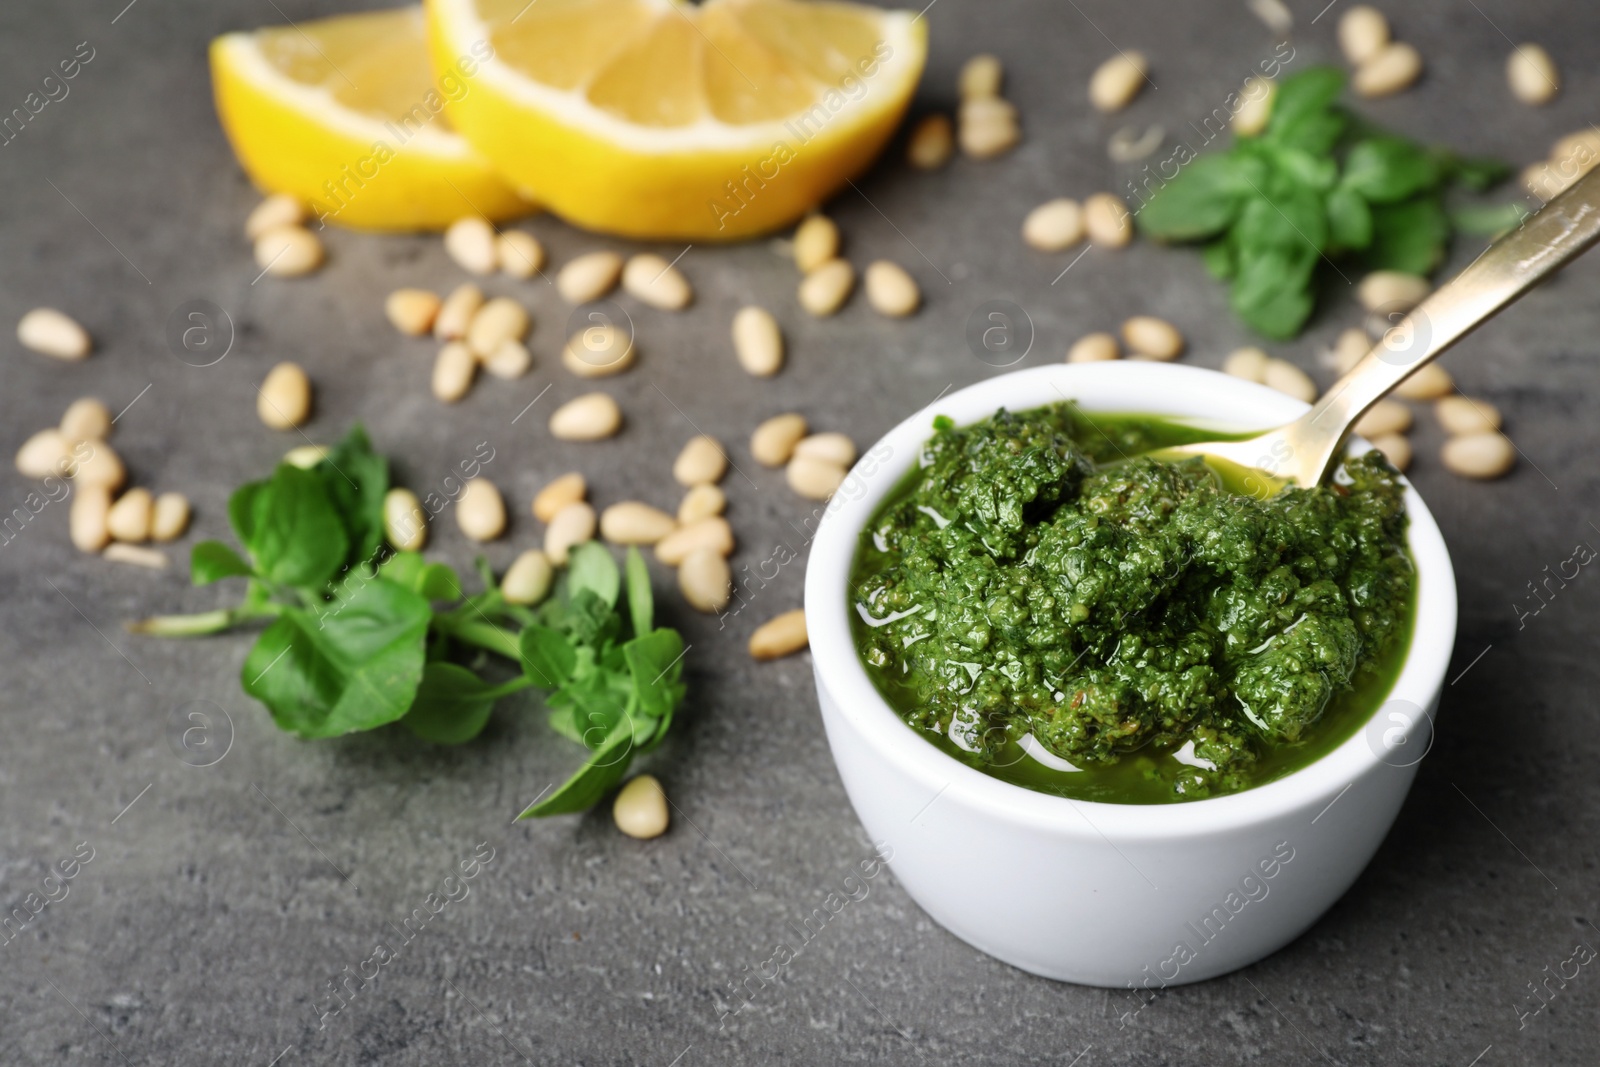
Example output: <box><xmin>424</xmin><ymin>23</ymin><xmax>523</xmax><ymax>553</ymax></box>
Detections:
<box><xmin>317</xmin><ymin>425</ymin><xmax>389</xmax><ymax>568</ymax></box>
<box><xmin>380</xmin><ymin>551</ymin><xmax>462</xmax><ymax>601</ymax></box>
<box><xmin>1135</xmin><ymin>154</ymin><xmax>1247</xmax><ymax>241</ymax></box>
<box><xmin>191</xmin><ymin>541</ymin><xmax>255</xmax><ymax>586</ymax></box>
<box><xmin>1230</xmin><ymin>245</ymin><xmax>1319</xmax><ymax>339</ymax></box>
<box><xmin>1325</xmin><ymin>186</ymin><xmax>1374</xmax><ymax>251</ymax></box>
<box><xmin>516</xmin><ymin>723</ymin><xmax>635</xmax><ymax>818</ymax></box>
<box><xmin>624</xmin><ymin>628</ymin><xmax>686</xmax><ymax>721</ymax></box>
<box><xmin>241</xmin><ymin>579</ymin><xmax>430</xmax><ymax>738</ymax></box>
<box><xmin>1367</xmin><ymin>196</ymin><xmax>1450</xmax><ymax>274</ymax></box>
<box><xmin>401</xmin><ymin>662</ymin><xmax>496</xmax><ymax>744</ymax></box>
<box><xmin>1233</xmin><ymin>183</ymin><xmax>1328</xmax><ymax>257</ymax></box>
<box><xmin>567</xmin><ymin>541</ymin><xmax>620</xmax><ymax>608</ymax></box>
<box><xmin>1263</xmin><ymin>67</ymin><xmax>1346</xmax><ymax>153</ymax></box>
<box><xmin>624</xmin><ymin>547</ymin><xmax>653</xmax><ymax>638</ymax></box>
<box><xmin>1341</xmin><ymin>137</ymin><xmax>1441</xmax><ymax>204</ymax></box>
<box><xmin>1451</xmin><ymin>202</ymin><xmax>1526</xmax><ymax>235</ymax></box>
<box><xmin>1201</xmin><ymin>237</ymin><xmax>1235</xmax><ymax>279</ymax></box>
<box><xmin>237</xmin><ymin>464</ymin><xmax>350</xmax><ymax>591</ymax></box>
<box><xmin>1444</xmin><ymin>154</ymin><xmax>1514</xmax><ymax>192</ymax></box>
<box><xmin>521</xmin><ymin>624</ymin><xmax>577</xmax><ymax>689</ymax></box>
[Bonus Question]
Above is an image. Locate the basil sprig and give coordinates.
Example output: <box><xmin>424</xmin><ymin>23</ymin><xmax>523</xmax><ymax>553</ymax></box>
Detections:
<box><xmin>130</xmin><ymin>426</ymin><xmax>686</xmax><ymax>818</ymax></box>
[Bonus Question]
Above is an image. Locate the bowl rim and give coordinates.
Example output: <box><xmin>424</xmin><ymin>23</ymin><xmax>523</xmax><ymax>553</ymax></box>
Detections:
<box><xmin>804</xmin><ymin>361</ymin><xmax>1458</xmax><ymax>840</ymax></box>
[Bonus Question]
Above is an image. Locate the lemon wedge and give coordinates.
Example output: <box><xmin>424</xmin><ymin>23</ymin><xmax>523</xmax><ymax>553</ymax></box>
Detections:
<box><xmin>424</xmin><ymin>0</ymin><xmax>927</xmax><ymax>240</ymax></box>
<box><xmin>211</xmin><ymin>7</ymin><xmax>532</xmax><ymax>231</ymax></box>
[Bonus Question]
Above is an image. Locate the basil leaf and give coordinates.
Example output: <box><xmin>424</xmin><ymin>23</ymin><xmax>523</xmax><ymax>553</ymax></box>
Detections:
<box><xmin>546</xmin><ymin>704</ymin><xmax>585</xmax><ymax>744</ymax></box>
<box><xmin>1325</xmin><ymin>186</ymin><xmax>1374</xmax><ymax>251</ymax></box>
<box><xmin>1342</xmin><ymin>137</ymin><xmax>1441</xmax><ymax>204</ymax></box>
<box><xmin>624</xmin><ymin>628</ymin><xmax>686</xmax><ymax>721</ymax></box>
<box><xmin>1451</xmin><ymin>202</ymin><xmax>1525</xmax><ymax>236</ymax></box>
<box><xmin>317</xmin><ymin>425</ymin><xmax>389</xmax><ymax>568</ymax></box>
<box><xmin>562</xmin><ymin>674</ymin><xmax>633</xmax><ymax>747</ymax></box>
<box><xmin>1269</xmin><ymin>145</ymin><xmax>1339</xmax><ymax>192</ymax></box>
<box><xmin>1263</xmin><ymin>67</ymin><xmax>1345</xmax><ymax>151</ymax></box>
<box><xmin>561</xmin><ymin>588</ymin><xmax>621</xmax><ymax>647</ymax></box>
<box><xmin>1201</xmin><ymin>237</ymin><xmax>1235</xmax><ymax>279</ymax></box>
<box><xmin>624</xmin><ymin>547</ymin><xmax>652</xmax><ymax>638</ymax></box>
<box><xmin>380</xmin><ymin>551</ymin><xmax>462</xmax><ymax>601</ymax></box>
<box><xmin>400</xmin><ymin>662</ymin><xmax>495</xmax><ymax>745</ymax></box>
<box><xmin>1231</xmin><ymin>245</ymin><xmax>1318</xmax><ymax>340</ymax></box>
<box><xmin>567</xmin><ymin>541</ymin><xmax>620</xmax><ymax>608</ymax></box>
<box><xmin>1367</xmin><ymin>197</ymin><xmax>1449</xmax><ymax>274</ymax></box>
<box><xmin>516</xmin><ymin>724</ymin><xmax>635</xmax><ymax>818</ymax></box>
<box><xmin>1136</xmin><ymin>154</ymin><xmax>1246</xmax><ymax>241</ymax></box>
<box><xmin>227</xmin><ymin>478</ymin><xmax>269</xmax><ymax>550</ymax></box>
<box><xmin>191</xmin><ymin>541</ymin><xmax>255</xmax><ymax>585</ymax></box>
<box><xmin>242</xmin><ymin>464</ymin><xmax>350</xmax><ymax>591</ymax></box>
<box><xmin>241</xmin><ymin>579</ymin><xmax>430</xmax><ymax>738</ymax></box>
<box><xmin>1233</xmin><ymin>184</ymin><xmax>1327</xmax><ymax>256</ymax></box>
<box><xmin>521</xmin><ymin>624</ymin><xmax>577</xmax><ymax>689</ymax></box>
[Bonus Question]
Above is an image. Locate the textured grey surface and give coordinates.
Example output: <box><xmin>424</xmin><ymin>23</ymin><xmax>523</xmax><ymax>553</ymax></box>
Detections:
<box><xmin>3</xmin><ymin>0</ymin><xmax>1599</xmax><ymax>1063</ymax></box>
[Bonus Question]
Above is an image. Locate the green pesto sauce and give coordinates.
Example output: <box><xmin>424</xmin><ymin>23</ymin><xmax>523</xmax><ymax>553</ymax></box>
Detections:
<box><xmin>850</xmin><ymin>402</ymin><xmax>1416</xmax><ymax>804</ymax></box>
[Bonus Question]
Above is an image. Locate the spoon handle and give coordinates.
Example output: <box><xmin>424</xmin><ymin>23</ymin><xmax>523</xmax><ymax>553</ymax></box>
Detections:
<box><xmin>1303</xmin><ymin>164</ymin><xmax>1600</xmax><ymax>479</ymax></box>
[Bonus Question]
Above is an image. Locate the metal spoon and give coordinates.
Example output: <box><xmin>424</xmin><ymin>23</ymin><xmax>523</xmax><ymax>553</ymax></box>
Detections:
<box><xmin>1169</xmin><ymin>165</ymin><xmax>1600</xmax><ymax>488</ymax></box>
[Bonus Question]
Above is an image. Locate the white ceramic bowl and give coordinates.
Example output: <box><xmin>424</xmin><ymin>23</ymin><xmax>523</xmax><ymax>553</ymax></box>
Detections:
<box><xmin>804</xmin><ymin>362</ymin><xmax>1456</xmax><ymax>988</ymax></box>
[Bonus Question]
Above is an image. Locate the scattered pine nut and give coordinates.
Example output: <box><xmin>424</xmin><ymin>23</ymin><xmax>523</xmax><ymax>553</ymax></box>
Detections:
<box><xmin>103</xmin><ymin>543</ymin><xmax>170</xmax><ymax>569</ymax></box>
<box><xmin>1550</xmin><ymin>129</ymin><xmax>1600</xmax><ymax>168</ymax></box>
<box><xmin>793</xmin><ymin>432</ymin><xmax>857</xmax><ymax>467</ymax></box>
<box><xmin>798</xmin><ymin>259</ymin><xmax>855</xmax><ymax>317</ymax></box>
<box><xmin>732</xmin><ymin>306</ymin><xmax>783</xmax><ymax>377</ymax></box>
<box><xmin>107</xmin><ymin>487</ymin><xmax>154</xmax><ymax>542</ymax></box>
<box><xmin>1263</xmin><ymin>359</ymin><xmax>1316</xmax><ymax>402</ymax></box>
<box><xmin>600</xmin><ymin>502</ymin><xmax>678</xmax><ymax>545</ymax></box>
<box><xmin>562</xmin><ymin>323</ymin><xmax>636</xmax><ymax>378</ymax></box>
<box><xmin>384</xmin><ymin>487</ymin><xmax>428</xmax><ymax>551</ymax></box>
<box><xmin>1332</xmin><ymin>327</ymin><xmax>1371</xmax><ymax>374</ymax></box>
<box><xmin>244</xmin><ymin>194</ymin><xmax>306</xmax><ymax>240</ymax></box>
<box><xmin>1507</xmin><ymin>44</ymin><xmax>1559</xmax><ymax>106</ymax></box>
<box><xmin>533</xmin><ymin>472</ymin><xmax>587</xmax><ymax>523</ymax></box>
<box><xmin>1442</xmin><ymin>432</ymin><xmax>1515</xmax><ymax>479</ymax></box>
<box><xmin>678</xmin><ymin>483</ymin><xmax>725</xmax><ymax>524</ymax></box>
<box><xmin>283</xmin><ymin>444</ymin><xmax>328</xmax><ymax>469</ymax></box>
<box><xmin>1357</xmin><ymin>271</ymin><xmax>1430</xmax><ymax>313</ymax></box>
<box><xmin>787</xmin><ymin>455</ymin><xmax>848</xmax><ymax>500</ymax></box>
<box><xmin>557</xmin><ymin>251</ymin><xmax>624</xmax><ymax>304</ymax></box>
<box><xmin>1084</xmin><ymin>193</ymin><xmax>1132</xmax><ymax>248</ymax></box>
<box><xmin>254</xmin><ymin>225</ymin><xmax>324</xmax><ymax>277</ymax></box>
<box><xmin>656</xmin><ymin>517</ymin><xmax>734</xmax><ymax>565</ymax></box>
<box><xmin>482</xmin><ymin>339</ymin><xmax>532</xmax><ymax>380</ymax></box>
<box><xmin>793</xmin><ymin>216</ymin><xmax>840</xmax><ymax>274</ymax></box>
<box><xmin>864</xmin><ymin>261</ymin><xmax>920</xmax><ymax>317</ymax></box>
<box><xmin>466</xmin><ymin>297</ymin><xmax>530</xmax><ymax>358</ymax></box>
<box><xmin>444</xmin><ymin>216</ymin><xmax>498</xmax><ymax>275</ymax></box>
<box><xmin>1067</xmin><ymin>332</ymin><xmax>1120</xmax><ymax>364</ymax></box>
<box><xmin>434</xmin><ymin>283</ymin><xmax>485</xmax><ymax>341</ymax></box>
<box><xmin>1394</xmin><ymin>363</ymin><xmax>1454</xmax><ymax>400</ymax></box>
<box><xmin>70</xmin><ymin>485</ymin><xmax>112</xmax><ymax>553</ymax></box>
<box><xmin>1121</xmin><ymin>316</ymin><xmax>1184</xmax><ymax>360</ymax></box>
<box><xmin>958</xmin><ymin>97</ymin><xmax>1020</xmax><ymax>159</ymax></box>
<box><xmin>258</xmin><ymin>362</ymin><xmax>312</xmax><ymax>429</ymax></box>
<box><xmin>1353</xmin><ymin>42</ymin><xmax>1422</xmax><ymax>98</ymax></box>
<box><xmin>613</xmin><ymin>775</ymin><xmax>669</xmax><ymax>839</ymax></box>
<box><xmin>545</xmin><ymin>501</ymin><xmax>598</xmax><ymax>565</ymax></box>
<box><xmin>679</xmin><ymin>548</ymin><xmax>732</xmax><ymax>613</ymax></box>
<box><xmin>907</xmin><ymin>114</ymin><xmax>954</xmax><ymax>170</ymax></box>
<box><xmin>749</xmin><ymin>609</ymin><xmax>809</xmax><ymax>661</ymax></box>
<box><xmin>550</xmin><ymin>393</ymin><xmax>623</xmax><ymax>441</ymax></box>
<box><xmin>432</xmin><ymin>342</ymin><xmax>477</xmax><ymax>403</ymax></box>
<box><xmin>150</xmin><ymin>492</ymin><xmax>191</xmax><ymax>542</ymax></box>
<box><xmin>456</xmin><ymin>478</ymin><xmax>506</xmax><ymax>542</ymax></box>
<box><xmin>1022</xmin><ymin>199</ymin><xmax>1086</xmax><ymax>252</ymax></box>
<box><xmin>385</xmin><ymin>288</ymin><xmax>441</xmax><ymax>336</ymax></box>
<box><xmin>15</xmin><ymin>429</ymin><xmax>72</xmax><ymax>478</ymax></box>
<box><xmin>1222</xmin><ymin>346</ymin><xmax>1270</xmax><ymax>383</ymax></box>
<box><xmin>1233</xmin><ymin>78</ymin><xmax>1275</xmax><ymax>136</ymax></box>
<box><xmin>1089</xmin><ymin>51</ymin><xmax>1149</xmax><ymax>113</ymax></box>
<box><xmin>18</xmin><ymin>308</ymin><xmax>91</xmax><ymax>360</ymax></box>
<box><xmin>1436</xmin><ymin>396</ymin><xmax>1502</xmax><ymax>435</ymax></box>
<box><xmin>1337</xmin><ymin>6</ymin><xmax>1389</xmax><ymax>65</ymax></box>
<box><xmin>959</xmin><ymin>54</ymin><xmax>1003</xmax><ymax>100</ymax></box>
<box><xmin>1369</xmin><ymin>432</ymin><xmax>1412</xmax><ymax>472</ymax></box>
<box><xmin>752</xmin><ymin>413</ymin><xmax>808</xmax><ymax>467</ymax></box>
<box><xmin>674</xmin><ymin>435</ymin><xmax>727</xmax><ymax>486</ymax></box>
<box><xmin>72</xmin><ymin>442</ymin><xmax>125</xmax><ymax>490</ymax></box>
<box><xmin>502</xmin><ymin>549</ymin><xmax>555</xmax><ymax>606</ymax></box>
<box><xmin>497</xmin><ymin>231</ymin><xmax>546</xmax><ymax>278</ymax></box>
<box><xmin>59</xmin><ymin>398</ymin><xmax>111</xmax><ymax>444</ymax></box>
<box><xmin>622</xmin><ymin>253</ymin><xmax>693</xmax><ymax>310</ymax></box>
<box><xmin>1354</xmin><ymin>399</ymin><xmax>1413</xmax><ymax>438</ymax></box>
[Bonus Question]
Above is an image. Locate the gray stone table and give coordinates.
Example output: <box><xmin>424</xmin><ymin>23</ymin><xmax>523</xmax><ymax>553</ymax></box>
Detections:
<box><xmin>2</xmin><ymin>0</ymin><xmax>1598</xmax><ymax>1063</ymax></box>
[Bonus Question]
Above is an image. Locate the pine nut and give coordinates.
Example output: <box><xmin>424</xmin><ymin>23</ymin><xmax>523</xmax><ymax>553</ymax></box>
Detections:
<box><xmin>557</xmin><ymin>251</ymin><xmax>624</xmax><ymax>304</ymax></box>
<box><xmin>245</xmin><ymin>193</ymin><xmax>306</xmax><ymax>240</ymax></box>
<box><xmin>444</xmin><ymin>216</ymin><xmax>498</xmax><ymax>275</ymax></box>
<box><xmin>1337</xmin><ymin>6</ymin><xmax>1389</xmax><ymax>65</ymax></box>
<box><xmin>751</xmin><ymin>413</ymin><xmax>808</xmax><ymax>467</ymax></box>
<box><xmin>283</xmin><ymin>444</ymin><xmax>328</xmax><ymax>469</ymax></box>
<box><xmin>613</xmin><ymin>774</ymin><xmax>669</xmax><ymax>839</ymax></box>
<box><xmin>865</xmin><ymin>261</ymin><xmax>921</xmax><ymax>318</ymax></box>
<box><xmin>150</xmin><ymin>492</ymin><xmax>191</xmax><ymax>542</ymax></box>
<box><xmin>1121</xmin><ymin>316</ymin><xmax>1184</xmax><ymax>360</ymax></box>
<box><xmin>258</xmin><ymin>362</ymin><xmax>312</xmax><ymax>428</ymax></box>
<box><xmin>384</xmin><ymin>487</ymin><xmax>428</xmax><ymax>552</ymax></box>
<box><xmin>1233</xmin><ymin>77</ymin><xmax>1276</xmax><ymax>136</ymax></box>
<box><xmin>59</xmin><ymin>397</ymin><xmax>112</xmax><ymax>444</ymax></box>
<box><xmin>1551</xmin><ymin>129</ymin><xmax>1600</xmax><ymax>169</ymax></box>
<box><xmin>434</xmin><ymin>283</ymin><xmax>484</xmax><ymax>341</ymax></box>
<box><xmin>1222</xmin><ymin>346</ymin><xmax>1269</xmax><ymax>382</ymax></box>
<box><xmin>483</xmin><ymin>339</ymin><xmax>532</xmax><ymax>380</ymax></box>
<box><xmin>749</xmin><ymin>609</ymin><xmax>808</xmax><ymax>661</ymax></box>
<box><xmin>677</xmin><ymin>483</ymin><xmax>725</xmax><ymax>524</ymax></box>
<box><xmin>1333</xmin><ymin>328</ymin><xmax>1371</xmax><ymax>374</ymax></box>
<box><xmin>502</xmin><ymin>549</ymin><xmax>555</xmax><ymax>606</ymax></box>
<box><xmin>18</xmin><ymin>308</ymin><xmax>92</xmax><ymax>360</ymax></box>
<box><xmin>1067</xmin><ymin>332</ymin><xmax>1120</xmax><ymax>364</ymax></box>
<box><xmin>1394</xmin><ymin>362</ymin><xmax>1453</xmax><ymax>400</ymax></box>
<box><xmin>656</xmin><ymin>517</ymin><xmax>733</xmax><ymax>565</ymax></box>
<box><xmin>793</xmin><ymin>215</ymin><xmax>840</xmax><ymax>273</ymax></box>
<box><xmin>798</xmin><ymin>259</ymin><xmax>855</xmax><ymax>317</ymax></box>
<box><xmin>70</xmin><ymin>485</ymin><xmax>112</xmax><ymax>553</ymax></box>
<box><xmin>787</xmin><ymin>455</ymin><xmax>848</xmax><ymax>500</ymax></box>
<box><xmin>72</xmin><ymin>441</ymin><xmax>125</xmax><ymax>490</ymax></box>
<box><xmin>103</xmin><ymin>543</ymin><xmax>169</xmax><ymax>569</ymax></box>
<box><xmin>254</xmin><ymin>225</ymin><xmax>324</xmax><ymax>277</ymax></box>
<box><xmin>732</xmin><ymin>306</ymin><xmax>783</xmax><ymax>377</ymax></box>
<box><xmin>1353</xmin><ymin>42</ymin><xmax>1422</xmax><ymax>98</ymax></box>
<box><xmin>1084</xmin><ymin>193</ymin><xmax>1132</xmax><ymax>248</ymax></box>
<box><xmin>1023</xmin><ymin>199</ymin><xmax>1086</xmax><ymax>252</ymax></box>
<box><xmin>15</xmin><ymin>429</ymin><xmax>71</xmax><ymax>478</ymax></box>
<box><xmin>562</xmin><ymin>323</ymin><xmax>635</xmax><ymax>378</ymax></box>
<box><xmin>1357</xmin><ymin>271</ymin><xmax>1430</xmax><ymax>313</ymax></box>
<box><xmin>794</xmin><ymin>432</ymin><xmax>857</xmax><ymax>467</ymax></box>
<box><xmin>1507</xmin><ymin>44</ymin><xmax>1559</xmax><ymax>105</ymax></box>
<box><xmin>1263</xmin><ymin>359</ymin><xmax>1316</xmax><ymax>402</ymax></box>
<box><xmin>1089</xmin><ymin>51</ymin><xmax>1149</xmax><ymax>113</ymax></box>
<box><xmin>466</xmin><ymin>297</ymin><xmax>530</xmax><ymax>358</ymax></box>
<box><xmin>107</xmin><ymin>487</ymin><xmax>154</xmax><ymax>543</ymax></box>
<box><xmin>533</xmin><ymin>472</ymin><xmax>587</xmax><ymax>523</ymax></box>
<box><xmin>1369</xmin><ymin>432</ymin><xmax>1412</xmax><ymax>472</ymax></box>
<box><xmin>907</xmin><ymin>113</ymin><xmax>954</xmax><ymax>170</ymax></box>
<box><xmin>1436</xmin><ymin>396</ymin><xmax>1502</xmax><ymax>435</ymax></box>
<box><xmin>385</xmin><ymin>288</ymin><xmax>441</xmax><ymax>336</ymax></box>
<box><xmin>674</xmin><ymin>435</ymin><xmax>727</xmax><ymax>486</ymax></box>
<box><xmin>1442</xmin><ymin>432</ymin><xmax>1515</xmax><ymax>479</ymax></box>
<box><xmin>1354</xmin><ymin>399</ymin><xmax>1413</xmax><ymax>438</ymax></box>
<box><xmin>432</xmin><ymin>342</ymin><xmax>477</xmax><ymax>403</ymax></box>
<box><xmin>545</xmin><ymin>501</ymin><xmax>597</xmax><ymax>565</ymax></box>
<box><xmin>550</xmin><ymin>393</ymin><xmax>623</xmax><ymax>441</ymax></box>
<box><xmin>622</xmin><ymin>253</ymin><xmax>693</xmax><ymax>310</ymax></box>
<box><xmin>456</xmin><ymin>478</ymin><xmax>506</xmax><ymax>542</ymax></box>
<box><xmin>959</xmin><ymin>53</ymin><xmax>1003</xmax><ymax>100</ymax></box>
<box><xmin>497</xmin><ymin>231</ymin><xmax>545</xmax><ymax>278</ymax></box>
<box><xmin>679</xmin><ymin>548</ymin><xmax>732</xmax><ymax>613</ymax></box>
<box><xmin>958</xmin><ymin>97</ymin><xmax>1020</xmax><ymax>159</ymax></box>
<box><xmin>601</xmin><ymin>502</ymin><xmax>678</xmax><ymax>545</ymax></box>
